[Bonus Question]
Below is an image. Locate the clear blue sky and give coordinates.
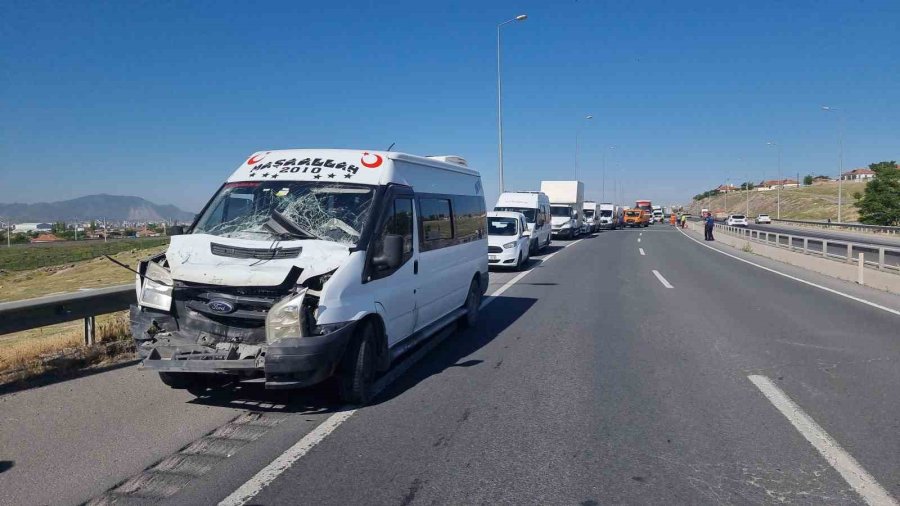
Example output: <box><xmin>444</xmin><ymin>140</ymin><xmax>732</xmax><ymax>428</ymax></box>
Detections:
<box><xmin>2</xmin><ymin>0</ymin><xmax>898</xmax><ymax>211</ymax></box>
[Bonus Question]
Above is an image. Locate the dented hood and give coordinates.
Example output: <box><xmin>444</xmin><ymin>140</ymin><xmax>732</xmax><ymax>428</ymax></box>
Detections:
<box><xmin>166</xmin><ymin>234</ymin><xmax>349</xmax><ymax>286</ymax></box>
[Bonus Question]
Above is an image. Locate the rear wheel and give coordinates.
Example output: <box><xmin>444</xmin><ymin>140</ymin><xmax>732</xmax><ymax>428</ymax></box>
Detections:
<box><xmin>338</xmin><ymin>321</ymin><xmax>377</xmax><ymax>405</ymax></box>
<box><xmin>460</xmin><ymin>278</ymin><xmax>481</xmax><ymax>328</ymax></box>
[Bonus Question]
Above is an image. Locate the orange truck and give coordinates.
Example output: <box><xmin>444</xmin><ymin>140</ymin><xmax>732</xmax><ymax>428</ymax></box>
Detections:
<box><xmin>623</xmin><ymin>208</ymin><xmax>649</xmax><ymax>228</ymax></box>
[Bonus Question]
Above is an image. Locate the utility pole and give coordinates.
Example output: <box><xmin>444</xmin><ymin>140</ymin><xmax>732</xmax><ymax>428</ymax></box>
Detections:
<box><xmin>822</xmin><ymin>106</ymin><xmax>844</xmax><ymax>222</ymax></box>
<box><xmin>745</xmin><ymin>175</ymin><xmax>750</xmax><ymax>216</ymax></box>
<box><xmin>496</xmin><ymin>14</ymin><xmax>528</xmax><ymax>194</ymax></box>
<box><xmin>767</xmin><ymin>141</ymin><xmax>782</xmax><ymax>219</ymax></box>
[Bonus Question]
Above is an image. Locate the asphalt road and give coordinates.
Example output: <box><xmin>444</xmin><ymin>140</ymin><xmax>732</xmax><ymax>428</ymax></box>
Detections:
<box><xmin>2</xmin><ymin>225</ymin><xmax>899</xmax><ymax>505</ymax></box>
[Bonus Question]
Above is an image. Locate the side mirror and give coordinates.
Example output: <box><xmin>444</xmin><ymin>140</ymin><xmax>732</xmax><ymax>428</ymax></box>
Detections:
<box><xmin>168</xmin><ymin>225</ymin><xmax>185</xmax><ymax>236</ymax></box>
<box><xmin>373</xmin><ymin>234</ymin><xmax>403</xmax><ymax>270</ymax></box>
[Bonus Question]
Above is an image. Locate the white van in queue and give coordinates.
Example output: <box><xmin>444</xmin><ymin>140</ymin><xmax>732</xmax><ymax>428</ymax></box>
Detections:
<box><xmin>130</xmin><ymin>149</ymin><xmax>488</xmax><ymax>403</ymax></box>
<box><xmin>494</xmin><ymin>191</ymin><xmax>552</xmax><ymax>254</ymax></box>
<box><xmin>487</xmin><ymin>211</ymin><xmax>530</xmax><ymax>270</ymax></box>
<box><xmin>598</xmin><ymin>203</ymin><xmax>617</xmax><ymax>229</ymax></box>
<box><xmin>583</xmin><ymin>201</ymin><xmax>599</xmax><ymax>233</ymax></box>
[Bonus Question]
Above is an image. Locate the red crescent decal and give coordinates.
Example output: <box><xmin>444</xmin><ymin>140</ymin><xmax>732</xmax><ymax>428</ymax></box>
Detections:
<box><xmin>247</xmin><ymin>152</ymin><xmax>269</xmax><ymax>165</ymax></box>
<box><xmin>360</xmin><ymin>152</ymin><xmax>383</xmax><ymax>168</ymax></box>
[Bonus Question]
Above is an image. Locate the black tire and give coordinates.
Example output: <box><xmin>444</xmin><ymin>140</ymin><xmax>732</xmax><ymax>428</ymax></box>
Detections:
<box><xmin>460</xmin><ymin>278</ymin><xmax>481</xmax><ymax>328</ymax></box>
<box><xmin>515</xmin><ymin>251</ymin><xmax>524</xmax><ymax>271</ymax></box>
<box><xmin>158</xmin><ymin>371</ymin><xmax>197</xmax><ymax>390</ymax></box>
<box><xmin>338</xmin><ymin>321</ymin><xmax>377</xmax><ymax>405</ymax></box>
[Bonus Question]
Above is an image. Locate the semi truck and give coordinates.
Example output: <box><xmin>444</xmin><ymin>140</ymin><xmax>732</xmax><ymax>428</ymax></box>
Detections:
<box><xmin>541</xmin><ymin>180</ymin><xmax>585</xmax><ymax>239</ymax></box>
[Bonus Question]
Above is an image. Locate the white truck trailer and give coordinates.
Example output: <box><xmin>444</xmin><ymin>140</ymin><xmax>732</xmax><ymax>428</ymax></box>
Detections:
<box><xmin>540</xmin><ymin>180</ymin><xmax>584</xmax><ymax>239</ymax></box>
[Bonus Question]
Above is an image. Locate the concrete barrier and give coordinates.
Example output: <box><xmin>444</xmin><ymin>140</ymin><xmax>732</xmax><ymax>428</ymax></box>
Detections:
<box><xmin>687</xmin><ymin>222</ymin><xmax>900</xmax><ymax>295</ymax></box>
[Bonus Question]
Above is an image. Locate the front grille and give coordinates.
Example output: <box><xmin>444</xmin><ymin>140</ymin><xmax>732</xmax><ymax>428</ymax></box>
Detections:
<box><xmin>210</xmin><ymin>242</ymin><xmax>301</xmax><ymax>260</ymax></box>
<box><xmin>488</xmin><ymin>246</ymin><xmax>503</xmax><ymax>253</ymax></box>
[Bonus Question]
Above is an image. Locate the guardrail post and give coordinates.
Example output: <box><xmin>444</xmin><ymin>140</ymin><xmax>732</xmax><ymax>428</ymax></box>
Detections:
<box><xmin>857</xmin><ymin>253</ymin><xmax>864</xmax><ymax>284</ymax></box>
<box><xmin>822</xmin><ymin>239</ymin><xmax>828</xmax><ymax>257</ymax></box>
<box><xmin>879</xmin><ymin>248</ymin><xmax>885</xmax><ymax>270</ymax></box>
<box><xmin>84</xmin><ymin>316</ymin><xmax>96</xmax><ymax>346</ymax></box>
<box><xmin>803</xmin><ymin>237</ymin><xmax>808</xmax><ymax>254</ymax></box>
<box><xmin>846</xmin><ymin>243</ymin><xmax>853</xmax><ymax>263</ymax></box>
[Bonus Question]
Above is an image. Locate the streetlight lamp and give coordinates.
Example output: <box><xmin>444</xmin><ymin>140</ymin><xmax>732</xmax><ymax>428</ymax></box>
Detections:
<box><xmin>496</xmin><ymin>13</ymin><xmax>528</xmax><ymax>194</ymax></box>
<box><xmin>767</xmin><ymin>141</ymin><xmax>782</xmax><ymax>219</ymax></box>
<box><xmin>574</xmin><ymin>114</ymin><xmax>593</xmax><ymax>180</ymax></box>
<box><xmin>822</xmin><ymin>106</ymin><xmax>845</xmax><ymax>222</ymax></box>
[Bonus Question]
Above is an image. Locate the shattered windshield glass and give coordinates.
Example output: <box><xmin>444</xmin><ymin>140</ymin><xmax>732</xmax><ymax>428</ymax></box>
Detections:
<box><xmin>193</xmin><ymin>181</ymin><xmax>375</xmax><ymax>245</ymax></box>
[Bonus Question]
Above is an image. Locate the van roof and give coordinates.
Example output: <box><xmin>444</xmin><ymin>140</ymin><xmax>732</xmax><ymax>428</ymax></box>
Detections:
<box><xmin>227</xmin><ymin>148</ymin><xmax>478</xmax><ymax>186</ymax></box>
<box><xmin>488</xmin><ymin>211</ymin><xmax>525</xmax><ymax>219</ymax></box>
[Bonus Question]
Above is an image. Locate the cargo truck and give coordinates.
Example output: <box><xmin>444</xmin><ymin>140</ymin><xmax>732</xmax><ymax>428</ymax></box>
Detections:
<box><xmin>541</xmin><ymin>181</ymin><xmax>584</xmax><ymax>239</ymax></box>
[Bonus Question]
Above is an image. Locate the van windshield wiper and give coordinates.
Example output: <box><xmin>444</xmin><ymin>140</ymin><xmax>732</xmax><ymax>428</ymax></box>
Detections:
<box><xmin>265</xmin><ymin>209</ymin><xmax>315</xmax><ymax>240</ymax></box>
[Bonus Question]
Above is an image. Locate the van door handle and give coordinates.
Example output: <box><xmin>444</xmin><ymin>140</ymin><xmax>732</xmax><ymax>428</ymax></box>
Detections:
<box><xmin>414</xmin><ymin>260</ymin><xmax>418</xmax><ymax>274</ymax></box>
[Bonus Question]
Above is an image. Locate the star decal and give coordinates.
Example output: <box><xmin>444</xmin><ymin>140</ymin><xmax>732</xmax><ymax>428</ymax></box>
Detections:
<box><xmin>262</xmin><ymin>173</ymin><xmax>269</xmax><ymax>177</ymax></box>
<box><xmin>271</xmin><ymin>174</ymin><xmax>278</xmax><ymax>179</ymax></box>
<box><xmin>314</xmin><ymin>175</ymin><xmax>321</xmax><ymax>179</ymax></box>
<box><xmin>344</xmin><ymin>173</ymin><xmax>352</xmax><ymax>179</ymax></box>
<box><xmin>249</xmin><ymin>172</ymin><xmax>256</xmax><ymax>177</ymax></box>
<box><xmin>327</xmin><ymin>173</ymin><xmax>335</xmax><ymax>179</ymax></box>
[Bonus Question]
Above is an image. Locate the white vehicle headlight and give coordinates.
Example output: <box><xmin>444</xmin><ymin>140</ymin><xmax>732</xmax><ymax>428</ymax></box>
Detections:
<box><xmin>266</xmin><ymin>290</ymin><xmax>307</xmax><ymax>344</ymax></box>
<box><xmin>503</xmin><ymin>241</ymin><xmax>517</xmax><ymax>249</ymax></box>
<box><xmin>139</xmin><ymin>262</ymin><xmax>173</xmax><ymax>311</ymax></box>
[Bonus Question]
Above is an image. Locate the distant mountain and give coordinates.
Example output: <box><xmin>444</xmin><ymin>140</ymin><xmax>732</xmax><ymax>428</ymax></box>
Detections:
<box><xmin>0</xmin><ymin>194</ymin><xmax>196</xmax><ymax>223</ymax></box>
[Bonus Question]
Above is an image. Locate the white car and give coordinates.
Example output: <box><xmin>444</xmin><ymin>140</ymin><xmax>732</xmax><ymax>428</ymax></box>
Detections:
<box><xmin>727</xmin><ymin>214</ymin><xmax>749</xmax><ymax>227</ymax></box>
<box><xmin>755</xmin><ymin>214</ymin><xmax>772</xmax><ymax>224</ymax></box>
<box><xmin>487</xmin><ymin>211</ymin><xmax>530</xmax><ymax>270</ymax></box>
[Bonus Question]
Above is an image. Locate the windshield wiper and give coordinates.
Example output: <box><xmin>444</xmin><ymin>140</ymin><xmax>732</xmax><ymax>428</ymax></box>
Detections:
<box><xmin>265</xmin><ymin>209</ymin><xmax>315</xmax><ymax>239</ymax></box>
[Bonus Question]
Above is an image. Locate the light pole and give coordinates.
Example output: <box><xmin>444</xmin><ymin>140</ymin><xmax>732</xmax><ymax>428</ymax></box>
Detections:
<box><xmin>602</xmin><ymin>145</ymin><xmax>616</xmax><ymax>201</ymax></box>
<box><xmin>822</xmin><ymin>106</ymin><xmax>844</xmax><ymax>222</ymax></box>
<box><xmin>724</xmin><ymin>177</ymin><xmax>729</xmax><ymax>214</ymax></box>
<box><xmin>767</xmin><ymin>141</ymin><xmax>782</xmax><ymax>219</ymax></box>
<box><xmin>573</xmin><ymin>114</ymin><xmax>593</xmax><ymax>179</ymax></box>
<box><xmin>496</xmin><ymin>14</ymin><xmax>527</xmax><ymax>194</ymax></box>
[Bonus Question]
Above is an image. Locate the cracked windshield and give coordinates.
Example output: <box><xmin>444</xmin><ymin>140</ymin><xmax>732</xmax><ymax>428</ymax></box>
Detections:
<box><xmin>1</xmin><ymin>1</ymin><xmax>898</xmax><ymax>505</ymax></box>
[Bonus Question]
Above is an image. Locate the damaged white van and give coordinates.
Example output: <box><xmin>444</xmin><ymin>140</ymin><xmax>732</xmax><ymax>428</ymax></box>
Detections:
<box><xmin>131</xmin><ymin>149</ymin><xmax>488</xmax><ymax>403</ymax></box>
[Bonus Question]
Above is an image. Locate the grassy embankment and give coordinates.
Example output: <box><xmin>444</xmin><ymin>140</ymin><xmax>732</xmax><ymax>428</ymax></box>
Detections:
<box><xmin>0</xmin><ymin>239</ymin><xmax>168</xmax><ymax>384</ymax></box>
<box><xmin>685</xmin><ymin>180</ymin><xmax>867</xmax><ymax>221</ymax></box>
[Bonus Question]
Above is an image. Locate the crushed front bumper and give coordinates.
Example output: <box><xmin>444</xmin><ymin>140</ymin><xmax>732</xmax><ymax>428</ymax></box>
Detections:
<box><xmin>130</xmin><ymin>305</ymin><xmax>357</xmax><ymax>389</ymax></box>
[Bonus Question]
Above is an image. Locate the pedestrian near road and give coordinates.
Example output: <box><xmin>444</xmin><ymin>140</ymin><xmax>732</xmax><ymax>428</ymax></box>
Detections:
<box><xmin>704</xmin><ymin>214</ymin><xmax>715</xmax><ymax>241</ymax></box>
<box><xmin>670</xmin><ymin>213</ymin><xmax>677</xmax><ymax>226</ymax></box>
<box><xmin>680</xmin><ymin>214</ymin><xmax>687</xmax><ymax>229</ymax></box>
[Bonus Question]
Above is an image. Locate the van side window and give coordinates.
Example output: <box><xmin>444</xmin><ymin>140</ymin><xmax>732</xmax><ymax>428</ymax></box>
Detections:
<box><xmin>419</xmin><ymin>198</ymin><xmax>453</xmax><ymax>250</ymax></box>
<box><xmin>452</xmin><ymin>195</ymin><xmax>486</xmax><ymax>243</ymax></box>
<box><xmin>372</xmin><ymin>197</ymin><xmax>414</xmax><ymax>279</ymax></box>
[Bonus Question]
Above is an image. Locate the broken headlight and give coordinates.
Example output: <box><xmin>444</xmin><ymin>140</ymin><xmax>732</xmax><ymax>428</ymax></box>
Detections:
<box><xmin>139</xmin><ymin>262</ymin><xmax>174</xmax><ymax>311</ymax></box>
<box><xmin>266</xmin><ymin>290</ymin><xmax>307</xmax><ymax>344</ymax></box>
<box><xmin>312</xmin><ymin>321</ymin><xmax>352</xmax><ymax>336</ymax></box>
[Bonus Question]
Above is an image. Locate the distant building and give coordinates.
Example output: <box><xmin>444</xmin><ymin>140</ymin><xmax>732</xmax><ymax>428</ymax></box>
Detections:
<box><xmin>30</xmin><ymin>233</ymin><xmax>63</xmax><ymax>243</ymax></box>
<box><xmin>714</xmin><ymin>184</ymin><xmax>739</xmax><ymax>193</ymax></box>
<box><xmin>757</xmin><ymin>179</ymin><xmax>799</xmax><ymax>191</ymax></box>
<box><xmin>13</xmin><ymin>222</ymin><xmax>53</xmax><ymax>234</ymax></box>
<box><xmin>811</xmin><ymin>176</ymin><xmax>833</xmax><ymax>184</ymax></box>
<box><xmin>841</xmin><ymin>168</ymin><xmax>876</xmax><ymax>181</ymax></box>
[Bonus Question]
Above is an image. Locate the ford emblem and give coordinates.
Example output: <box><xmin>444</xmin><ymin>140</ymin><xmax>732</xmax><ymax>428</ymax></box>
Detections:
<box><xmin>207</xmin><ymin>299</ymin><xmax>235</xmax><ymax>314</ymax></box>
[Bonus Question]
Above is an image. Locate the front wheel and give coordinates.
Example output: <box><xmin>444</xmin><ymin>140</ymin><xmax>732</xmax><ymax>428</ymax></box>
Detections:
<box><xmin>338</xmin><ymin>321</ymin><xmax>377</xmax><ymax>405</ymax></box>
<box><xmin>460</xmin><ymin>278</ymin><xmax>481</xmax><ymax>328</ymax></box>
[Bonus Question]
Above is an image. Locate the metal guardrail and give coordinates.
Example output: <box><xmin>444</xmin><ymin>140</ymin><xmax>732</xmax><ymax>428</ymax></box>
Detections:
<box><xmin>772</xmin><ymin>218</ymin><xmax>900</xmax><ymax>235</ymax></box>
<box><xmin>715</xmin><ymin>224</ymin><xmax>900</xmax><ymax>273</ymax></box>
<box><xmin>0</xmin><ymin>284</ymin><xmax>134</xmax><ymax>344</ymax></box>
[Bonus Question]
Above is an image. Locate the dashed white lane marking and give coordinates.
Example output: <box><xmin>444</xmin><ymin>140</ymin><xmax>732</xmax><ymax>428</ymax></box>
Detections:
<box><xmin>652</xmin><ymin>270</ymin><xmax>673</xmax><ymax>288</ymax></box>
<box><xmin>637</xmin><ymin>237</ymin><xmax>641</xmax><ymax>243</ymax></box>
<box><xmin>639</xmin><ymin>232</ymin><xmax>642</xmax><ymax>236</ymax></box>
<box><xmin>677</xmin><ymin>228</ymin><xmax>900</xmax><ymax>317</ymax></box>
<box><xmin>639</xmin><ymin>248</ymin><xmax>645</xmax><ymax>256</ymax></box>
<box><xmin>748</xmin><ymin>375</ymin><xmax>898</xmax><ymax>506</ymax></box>
<box><xmin>219</xmin><ymin>239</ymin><xmax>583</xmax><ymax>506</ymax></box>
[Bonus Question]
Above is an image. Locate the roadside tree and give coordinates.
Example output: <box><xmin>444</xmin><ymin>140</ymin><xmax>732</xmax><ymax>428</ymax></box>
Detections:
<box><xmin>855</xmin><ymin>161</ymin><xmax>900</xmax><ymax>226</ymax></box>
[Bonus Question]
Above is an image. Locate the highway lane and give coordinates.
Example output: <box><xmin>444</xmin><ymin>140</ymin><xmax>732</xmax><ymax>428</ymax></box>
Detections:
<box><xmin>3</xmin><ymin>226</ymin><xmax>900</xmax><ymax>504</ymax></box>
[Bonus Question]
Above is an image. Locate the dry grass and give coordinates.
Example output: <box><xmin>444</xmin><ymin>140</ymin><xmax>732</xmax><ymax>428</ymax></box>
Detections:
<box><xmin>687</xmin><ymin>181</ymin><xmax>867</xmax><ymax>221</ymax></box>
<box><xmin>0</xmin><ymin>311</ymin><xmax>134</xmax><ymax>384</ymax></box>
<box><xmin>0</xmin><ymin>245</ymin><xmax>165</xmax><ymax>303</ymax></box>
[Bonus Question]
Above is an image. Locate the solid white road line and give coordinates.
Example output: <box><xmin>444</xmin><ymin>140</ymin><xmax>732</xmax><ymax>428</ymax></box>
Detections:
<box><xmin>219</xmin><ymin>239</ymin><xmax>582</xmax><ymax>506</ymax></box>
<box><xmin>639</xmin><ymin>248</ymin><xmax>645</xmax><ymax>256</ymax></box>
<box><xmin>652</xmin><ymin>270</ymin><xmax>673</xmax><ymax>288</ymax></box>
<box><xmin>677</xmin><ymin>228</ymin><xmax>900</xmax><ymax>317</ymax></box>
<box><xmin>747</xmin><ymin>375</ymin><xmax>898</xmax><ymax>506</ymax></box>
